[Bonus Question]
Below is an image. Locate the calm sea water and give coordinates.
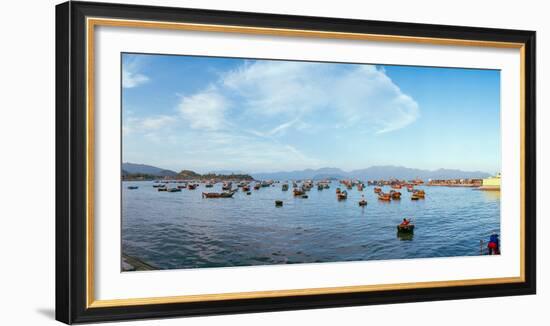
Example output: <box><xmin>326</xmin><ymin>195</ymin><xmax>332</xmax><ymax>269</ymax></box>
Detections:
<box><xmin>122</xmin><ymin>181</ymin><xmax>500</xmax><ymax>270</ymax></box>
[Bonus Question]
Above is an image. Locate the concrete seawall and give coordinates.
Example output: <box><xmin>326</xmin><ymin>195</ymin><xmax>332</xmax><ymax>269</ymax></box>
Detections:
<box><xmin>122</xmin><ymin>253</ymin><xmax>156</xmax><ymax>271</ymax></box>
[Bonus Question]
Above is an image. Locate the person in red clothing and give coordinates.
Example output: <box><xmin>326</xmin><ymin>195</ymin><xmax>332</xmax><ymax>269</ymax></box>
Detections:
<box><xmin>400</xmin><ymin>218</ymin><xmax>411</xmax><ymax>226</ymax></box>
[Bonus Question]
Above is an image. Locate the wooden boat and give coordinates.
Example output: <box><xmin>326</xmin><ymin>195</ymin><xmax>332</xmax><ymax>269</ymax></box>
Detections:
<box><xmin>205</xmin><ymin>183</ymin><xmax>213</xmax><ymax>188</ymax></box>
<box><xmin>357</xmin><ymin>184</ymin><xmax>364</xmax><ymax>191</ymax></box>
<box><xmin>282</xmin><ymin>184</ymin><xmax>289</xmax><ymax>191</ymax></box>
<box><xmin>177</xmin><ymin>185</ymin><xmax>187</xmax><ymax>189</ymax></box>
<box><xmin>336</xmin><ymin>187</ymin><xmax>341</xmax><ymax>194</ymax></box>
<box><xmin>411</xmin><ymin>194</ymin><xmax>420</xmax><ymax>200</ymax></box>
<box><xmin>412</xmin><ymin>189</ymin><xmax>425</xmax><ymax>198</ymax></box>
<box><xmin>168</xmin><ymin>188</ymin><xmax>181</xmax><ymax>192</ymax></box>
<box><xmin>222</xmin><ymin>183</ymin><xmax>232</xmax><ymax>191</ymax></box>
<box><xmin>378</xmin><ymin>193</ymin><xmax>391</xmax><ymax>201</ymax></box>
<box><xmin>152</xmin><ymin>184</ymin><xmax>164</xmax><ymax>188</ymax></box>
<box><xmin>242</xmin><ymin>185</ymin><xmax>250</xmax><ymax>191</ymax></box>
<box><xmin>374</xmin><ymin>187</ymin><xmax>382</xmax><ymax>194</ymax></box>
<box><xmin>254</xmin><ymin>183</ymin><xmax>261</xmax><ymax>190</ymax></box>
<box><xmin>358</xmin><ymin>199</ymin><xmax>367</xmax><ymax>206</ymax></box>
<box><xmin>397</xmin><ymin>224</ymin><xmax>415</xmax><ymax>233</ymax></box>
<box><xmin>246</xmin><ymin>191</ymin><xmax>251</xmax><ymax>195</ymax></box>
<box><xmin>301</xmin><ymin>195</ymin><xmax>309</xmax><ymax>199</ymax></box>
<box><xmin>127</xmin><ymin>186</ymin><xmax>139</xmax><ymax>190</ymax></box>
<box><xmin>202</xmin><ymin>191</ymin><xmax>235</xmax><ymax>198</ymax></box>
<box><xmin>407</xmin><ymin>185</ymin><xmax>414</xmax><ymax>192</ymax></box>
<box><xmin>275</xmin><ymin>200</ymin><xmax>283</xmax><ymax>206</ymax></box>
<box><xmin>390</xmin><ymin>190</ymin><xmax>402</xmax><ymax>199</ymax></box>
<box><xmin>317</xmin><ymin>185</ymin><xmax>324</xmax><ymax>191</ymax></box>
<box><xmin>187</xmin><ymin>184</ymin><xmax>197</xmax><ymax>190</ymax></box>
<box><xmin>337</xmin><ymin>191</ymin><xmax>348</xmax><ymax>200</ymax></box>
<box><xmin>293</xmin><ymin>189</ymin><xmax>305</xmax><ymax>196</ymax></box>
<box><xmin>158</xmin><ymin>187</ymin><xmax>168</xmax><ymax>192</ymax></box>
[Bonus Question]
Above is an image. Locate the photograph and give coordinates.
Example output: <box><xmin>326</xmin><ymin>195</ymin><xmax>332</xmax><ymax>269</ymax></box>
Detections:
<box><xmin>121</xmin><ymin>53</ymin><xmax>502</xmax><ymax>271</ymax></box>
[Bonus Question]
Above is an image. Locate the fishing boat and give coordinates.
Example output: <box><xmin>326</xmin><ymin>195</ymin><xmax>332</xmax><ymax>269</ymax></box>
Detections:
<box><xmin>390</xmin><ymin>190</ymin><xmax>402</xmax><ymax>199</ymax></box>
<box><xmin>187</xmin><ymin>184</ymin><xmax>197</xmax><ymax>190</ymax></box>
<box><xmin>337</xmin><ymin>190</ymin><xmax>348</xmax><ymax>200</ymax></box>
<box><xmin>127</xmin><ymin>186</ymin><xmax>139</xmax><ymax>190</ymax></box>
<box><xmin>336</xmin><ymin>187</ymin><xmax>341</xmax><ymax>194</ymax></box>
<box><xmin>357</xmin><ymin>184</ymin><xmax>364</xmax><ymax>191</ymax></box>
<box><xmin>358</xmin><ymin>199</ymin><xmax>367</xmax><ymax>206</ymax></box>
<box><xmin>275</xmin><ymin>200</ymin><xmax>283</xmax><ymax>206</ymax></box>
<box><xmin>412</xmin><ymin>189</ymin><xmax>425</xmax><ymax>198</ymax></box>
<box><xmin>293</xmin><ymin>188</ymin><xmax>305</xmax><ymax>196</ymax></box>
<box><xmin>202</xmin><ymin>191</ymin><xmax>235</xmax><ymax>198</ymax></box>
<box><xmin>407</xmin><ymin>185</ymin><xmax>414</xmax><ymax>192</ymax></box>
<box><xmin>158</xmin><ymin>187</ymin><xmax>168</xmax><ymax>192</ymax></box>
<box><xmin>152</xmin><ymin>184</ymin><xmax>164</xmax><ymax>188</ymax></box>
<box><xmin>411</xmin><ymin>194</ymin><xmax>420</xmax><ymax>200</ymax></box>
<box><xmin>374</xmin><ymin>187</ymin><xmax>382</xmax><ymax>194</ymax></box>
<box><xmin>378</xmin><ymin>193</ymin><xmax>391</xmax><ymax>201</ymax></box>
<box><xmin>205</xmin><ymin>183</ymin><xmax>214</xmax><ymax>188</ymax></box>
<box><xmin>254</xmin><ymin>183</ymin><xmax>261</xmax><ymax>190</ymax></box>
<box><xmin>282</xmin><ymin>184</ymin><xmax>289</xmax><ymax>191</ymax></box>
<box><xmin>177</xmin><ymin>185</ymin><xmax>187</xmax><ymax>189</ymax></box>
<box><xmin>242</xmin><ymin>185</ymin><xmax>250</xmax><ymax>191</ymax></box>
<box><xmin>246</xmin><ymin>191</ymin><xmax>251</xmax><ymax>195</ymax></box>
<box><xmin>317</xmin><ymin>184</ymin><xmax>324</xmax><ymax>191</ymax></box>
<box><xmin>168</xmin><ymin>188</ymin><xmax>182</xmax><ymax>192</ymax></box>
<box><xmin>222</xmin><ymin>182</ymin><xmax>232</xmax><ymax>191</ymax></box>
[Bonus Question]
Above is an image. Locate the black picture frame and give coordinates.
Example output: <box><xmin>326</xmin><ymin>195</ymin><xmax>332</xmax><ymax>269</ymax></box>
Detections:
<box><xmin>56</xmin><ymin>1</ymin><xmax>536</xmax><ymax>324</ymax></box>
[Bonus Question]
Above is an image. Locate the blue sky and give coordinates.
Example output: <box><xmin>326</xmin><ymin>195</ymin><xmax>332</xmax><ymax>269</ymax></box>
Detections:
<box><xmin>122</xmin><ymin>53</ymin><xmax>501</xmax><ymax>174</ymax></box>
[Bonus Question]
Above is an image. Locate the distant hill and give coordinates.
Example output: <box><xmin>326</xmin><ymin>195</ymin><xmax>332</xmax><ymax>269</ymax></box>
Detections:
<box><xmin>122</xmin><ymin>162</ymin><xmax>177</xmax><ymax>177</ymax></box>
<box><xmin>253</xmin><ymin>166</ymin><xmax>491</xmax><ymax>181</ymax></box>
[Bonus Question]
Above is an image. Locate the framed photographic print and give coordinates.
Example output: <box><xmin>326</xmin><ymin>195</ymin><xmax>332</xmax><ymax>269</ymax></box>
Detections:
<box><xmin>56</xmin><ymin>1</ymin><xmax>536</xmax><ymax>324</ymax></box>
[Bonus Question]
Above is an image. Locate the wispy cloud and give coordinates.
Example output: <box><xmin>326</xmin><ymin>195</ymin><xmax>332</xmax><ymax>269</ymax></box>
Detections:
<box><xmin>123</xmin><ymin>115</ymin><xmax>176</xmax><ymax>135</ymax></box>
<box><xmin>220</xmin><ymin>61</ymin><xmax>418</xmax><ymax>134</ymax></box>
<box><xmin>125</xmin><ymin>59</ymin><xmax>420</xmax><ymax>172</ymax></box>
<box><xmin>177</xmin><ymin>85</ymin><xmax>228</xmax><ymax>130</ymax></box>
<box><xmin>122</xmin><ymin>56</ymin><xmax>150</xmax><ymax>88</ymax></box>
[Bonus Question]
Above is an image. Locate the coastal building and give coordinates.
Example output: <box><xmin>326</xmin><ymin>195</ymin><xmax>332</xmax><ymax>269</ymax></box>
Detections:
<box><xmin>479</xmin><ymin>173</ymin><xmax>501</xmax><ymax>191</ymax></box>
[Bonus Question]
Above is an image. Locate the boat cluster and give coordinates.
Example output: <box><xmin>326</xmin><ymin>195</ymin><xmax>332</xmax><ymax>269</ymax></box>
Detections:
<box><xmin>137</xmin><ymin>178</ymin><xmax>428</xmax><ymax>207</ymax></box>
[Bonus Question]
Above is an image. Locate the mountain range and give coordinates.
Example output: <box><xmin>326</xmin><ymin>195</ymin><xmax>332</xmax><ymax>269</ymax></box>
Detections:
<box><xmin>123</xmin><ymin>162</ymin><xmax>491</xmax><ymax>180</ymax></box>
<box><xmin>251</xmin><ymin>166</ymin><xmax>491</xmax><ymax>181</ymax></box>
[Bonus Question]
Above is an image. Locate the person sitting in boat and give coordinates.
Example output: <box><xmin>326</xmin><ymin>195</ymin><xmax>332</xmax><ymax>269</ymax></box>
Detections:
<box><xmin>400</xmin><ymin>218</ymin><xmax>411</xmax><ymax>226</ymax></box>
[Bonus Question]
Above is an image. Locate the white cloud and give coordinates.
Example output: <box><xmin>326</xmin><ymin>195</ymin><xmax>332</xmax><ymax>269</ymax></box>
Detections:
<box><xmin>126</xmin><ymin>60</ymin><xmax>420</xmax><ymax>172</ymax></box>
<box><xmin>177</xmin><ymin>86</ymin><xmax>228</xmax><ymax>130</ymax></box>
<box><xmin>220</xmin><ymin>61</ymin><xmax>419</xmax><ymax>134</ymax></box>
<box><xmin>122</xmin><ymin>57</ymin><xmax>149</xmax><ymax>88</ymax></box>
